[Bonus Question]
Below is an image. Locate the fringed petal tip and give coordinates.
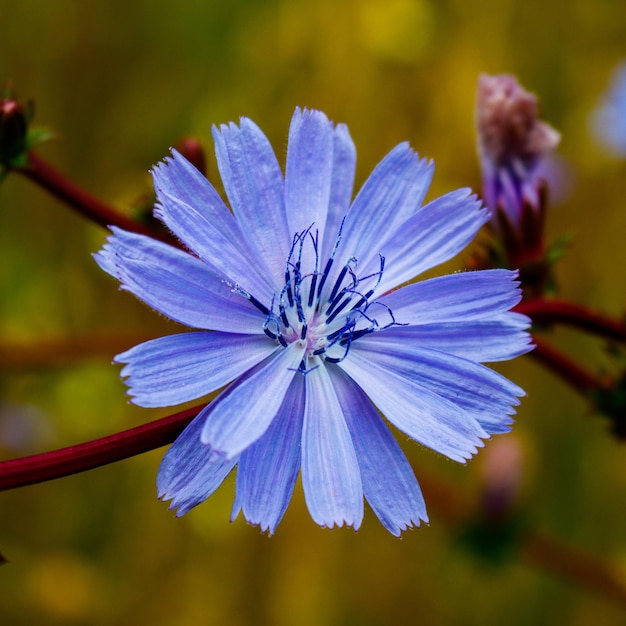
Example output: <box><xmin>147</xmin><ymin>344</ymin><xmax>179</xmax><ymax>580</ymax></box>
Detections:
<box><xmin>159</xmin><ymin>492</ymin><xmax>194</xmax><ymax>518</ymax></box>
<box><xmin>385</xmin><ymin>514</ymin><xmax>429</xmax><ymax>537</ymax></box>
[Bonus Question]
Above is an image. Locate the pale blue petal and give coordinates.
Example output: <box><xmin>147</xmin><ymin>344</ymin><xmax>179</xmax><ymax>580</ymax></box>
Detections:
<box><xmin>95</xmin><ymin>228</ymin><xmax>265</xmax><ymax>333</ymax></box>
<box><xmin>212</xmin><ymin>118</ymin><xmax>291</xmax><ymax>287</ymax></box>
<box><xmin>380</xmin><ymin>269</ymin><xmax>522</xmax><ymax>325</ymax></box>
<box><xmin>350</xmin><ymin>337</ymin><xmax>524</xmax><ymax>436</ymax></box>
<box><xmin>373</xmin><ymin>189</ymin><xmax>489</xmax><ymax>293</ymax></box>
<box><xmin>369</xmin><ymin>319</ymin><xmax>533</xmax><ymax>363</ymax></box>
<box><xmin>153</xmin><ymin>150</ymin><xmax>272</xmax><ymax>277</ymax></box>
<box><xmin>320</xmin><ymin>144</ymin><xmax>432</xmax><ymax>300</ymax></box>
<box><xmin>302</xmin><ymin>360</ymin><xmax>363</xmax><ymax>529</ymax></box>
<box><xmin>151</xmin><ymin>149</ymin><xmax>236</xmax><ymax>229</ymax></box>
<box><xmin>285</xmin><ymin>108</ymin><xmax>334</xmax><ymax>245</ymax></box>
<box><xmin>200</xmin><ymin>343</ymin><xmax>306</xmax><ymax>458</ymax></box>
<box><xmin>233</xmin><ymin>374</ymin><xmax>305</xmax><ymax>534</ymax></box>
<box><xmin>331</xmin><ymin>367</ymin><xmax>427</xmax><ymax>535</ymax></box>
<box><xmin>154</xmin><ymin>189</ymin><xmax>274</xmax><ymax>304</ymax></box>
<box><xmin>321</xmin><ymin>123</ymin><xmax>356</xmax><ymax>263</ymax></box>
<box><xmin>115</xmin><ymin>332</ymin><xmax>277</xmax><ymax>408</ymax></box>
<box><xmin>157</xmin><ymin>403</ymin><xmax>237</xmax><ymax>516</ymax></box>
<box><xmin>339</xmin><ymin>350</ymin><xmax>487</xmax><ymax>463</ymax></box>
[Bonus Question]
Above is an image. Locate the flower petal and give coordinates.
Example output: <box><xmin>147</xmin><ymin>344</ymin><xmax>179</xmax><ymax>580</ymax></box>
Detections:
<box><xmin>95</xmin><ymin>228</ymin><xmax>265</xmax><ymax>333</ymax></box>
<box><xmin>339</xmin><ymin>349</ymin><xmax>487</xmax><ymax>462</ymax></box>
<box><xmin>157</xmin><ymin>404</ymin><xmax>237</xmax><ymax>516</ymax></box>
<box><xmin>350</xmin><ymin>337</ymin><xmax>524</xmax><ymax>436</ymax></box>
<box><xmin>373</xmin><ymin>189</ymin><xmax>489</xmax><ymax>292</ymax></box>
<box><xmin>115</xmin><ymin>332</ymin><xmax>277</xmax><ymax>408</ymax></box>
<box><xmin>321</xmin><ymin>123</ymin><xmax>356</xmax><ymax>263</ymax></box>
<box><xmin>200</xmin><ymin>342</ymin><xmax>306</xmax><ymax>458</ymax></box>
<box><xmin>331</xmin><ymin>366</ymin><xmax>427</xmax><ymax>535</ymax></box>
<box><xmin>154</xmin><ymin>190</ymin><xmax>274</xmax><ymax>304</ymax></box>
<box><xmin>380</xmin><ymin>269</ymin><xmax>523</xmax><ymax>325</ymax></box>
<box><xmin>368</xmin><ymin>318</ymin><xmax>533</xmax><ymax>363</ymax></box>
<box><xmin>301</xmin><ymin>360</ymin><xmax>363</xmax><ymax>529</ymax></box>
<box><xmin>212</xmin><ymin>118</ymin><xmax>291</xmax><ymax>287</ymax></box>
<box><xmin>233</xmin><ymin>374</ymin><xmax>305</xmax><ymax>534</ymax></box>
<box><xmin>328</xmin><ymin>144</ymin><xmax>432</xmax><ymax>274</ymax></box>
<box><xmin>285</xmin><ymin>108</ymin><xmax>334</xmax><ymax>245</ymax></box>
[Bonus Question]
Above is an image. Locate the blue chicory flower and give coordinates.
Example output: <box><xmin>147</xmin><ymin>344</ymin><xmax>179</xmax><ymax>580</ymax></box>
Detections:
<box><xmin>476</xmin><ymin>74</ymin><xmax>560</xmax><ymax>230</ymax></box>
<box><xmin>590</xmin><ymin>61</ymin><xmax>626</xmax><ymax>156</ymax></box>
<box><xmin>96</xmin><ymin>107</ymin><xmax>532</xmax><ymax>535</ymax></box>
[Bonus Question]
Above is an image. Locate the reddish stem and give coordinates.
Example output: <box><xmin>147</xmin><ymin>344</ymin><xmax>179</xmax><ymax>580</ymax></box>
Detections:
<box><xmin>517</xmin><ymin>299</ymin><xmax>626</xmax><ymax>343</ymax></box>
<box><xmin>15</xmin><ymin>151</ymin><xmax>168</xmax><ymax>241</ymax></box>
<box><xmin>0</xmin><ymin>404</ymin><xmax>203</xmax><ymax>491</ymax></box>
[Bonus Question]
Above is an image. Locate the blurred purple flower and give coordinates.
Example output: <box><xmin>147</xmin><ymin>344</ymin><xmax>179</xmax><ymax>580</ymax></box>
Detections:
<box><xmin>590</xmin><ymin>61</ymin><xmax>626</xmax><ymax>156</ymax></box>
<box><xmin>96</xmin><ymin>108</ymin><xmax>531</xmax><ymax>535</ymax></box>
<box><xmin>476</xmin><ymin>74</ymin><xmax>560</xmax><ymax>230</ymax></box>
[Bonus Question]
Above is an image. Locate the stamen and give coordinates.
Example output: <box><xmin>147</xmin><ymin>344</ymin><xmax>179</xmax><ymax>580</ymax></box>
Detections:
<box><xmin>326</xmin><ymin>296</ymin><xmax>353</xmax><ymax>324</ymax></box>
<box><xmin>227</xmin><ymin>283</ymin><xmax>270</xmax><ymax>315</ymax></box>
<box><xmin>324</xmin><ymin>326</ymin><xmax>354</xmax><ymax>363</ymax></box>
<box><xmin>328</xmin><ymin>257</ymin><xmax>356</xmax><ymax>303</ymax></box>
<box><xmin>316</xmin><ymin>257</ymin><xmax>333</xmax><ymax>299</ymax></box>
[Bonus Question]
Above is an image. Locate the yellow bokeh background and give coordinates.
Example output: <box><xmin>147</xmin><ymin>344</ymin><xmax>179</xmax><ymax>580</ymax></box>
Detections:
<box><xmin>1</xmin><ymin>0</ymin><xmax>626</xmax><ymax>624</ymax></box>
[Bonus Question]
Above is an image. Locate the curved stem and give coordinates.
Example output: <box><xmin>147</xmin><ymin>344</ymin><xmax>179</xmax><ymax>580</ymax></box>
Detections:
<box><xmin>0</xmin><ymin>404</ymin><xmax>203</xmax><ymax>491</ymax></box>
<box><xmin>517</xmin><ymin>299</ymin><xmax>626</xmax><ymax>342</ymax></box>
<box><xmin>14</xmin><ymin>151</ymin><xmax>169</xmax><ymax>241</ymax></box>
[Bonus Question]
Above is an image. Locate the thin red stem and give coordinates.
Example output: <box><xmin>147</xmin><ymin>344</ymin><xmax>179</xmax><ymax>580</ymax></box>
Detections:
<box><xmin>15</xmin><ymin>151</ymin><xmax>169</xmax><ymax>241</ymax></box>
<box><xmin>517</xmin><ymin>299</ymin><xmax>626</xmax><ymax>343</ymax></box>
<box><xmin>0</xmin><ymin>404</ymin><xmax>204</xmax><ymax>491</ymax></box>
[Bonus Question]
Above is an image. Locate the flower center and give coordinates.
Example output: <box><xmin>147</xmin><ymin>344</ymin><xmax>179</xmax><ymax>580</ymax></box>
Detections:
<box><xmin>257</xmin><ymin>225</ymin><xmax>400</xmax><ymax>373</ymax></box>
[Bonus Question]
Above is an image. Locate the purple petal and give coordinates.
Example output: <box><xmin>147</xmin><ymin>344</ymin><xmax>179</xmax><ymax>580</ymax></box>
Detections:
<box><xmin>153</xmin><ymin>157</ymin><xmax>275</xmax><ymax>303</ymax></box>
<box><xmin>285</xmin><ymin>108</ymin><xmax>334</xmax><ymax>246</ymax></box>
<box><xmin>326</xmin><ymin>144</ymin><xmax>433</xmax><ymax>293</ymax></box>
<box><xmin>339</xmin><ymin>349</ymin><xmax>487</xmax><ymax>463</ymax></box>
<box><xmin>369</xmin><ymin>318</ymin><xmax>533</xmax><ymax>363</ymax></box>
<box><xmin>350</xmin><ymin>337</ymin><xmax>524</xmax><ymax>436</ymax></box>
<box><xmin>157</xmin><ymin>403</ymin><xmax>237</xmax><ymax>516</ymax></box>
<box><xmin>233</xmin><ymin>374</ymin><xmax>305</xmax><ymax>534</ymax></box>
<box><xmin>380</xmin><ymin>269</ymin><xmax>523</xmax><ymax>325</ymax></box>
<box><xmin>321</xmin><ymin>123</ymin><xmax>356</xmax><ymax>263</ymax></box>
<box><xmin>200</xmin><ymin>343</ymin><xmax>306</xmax><ymax>458</ymax></box>
<box><xmin>331</xmin><ymin>367</ymin><xmax>427</xmax><ymax>535</ymax></box>
<box><xmin>115</xmin><ymin>332</ymin><xmax>277</xmax><ymax>408</ymax></box>
<box><xmin>95</xmin><ymin>228</ymin><xmax>265</xmax><ymax>333</ymax></box>
<box><xmin>301</xmin><ymin>360</ymin><xmax>363</xmax><ymax>529</ymax></box>
<box><xmin>373</xmin><ymin>189</ymin><xmax>489</xmax><ymax>293</ymax></box>
<box><xmin>212</xmin><ymin>118</ymin><xmax>291</xmax><ymax>287</ymax></box>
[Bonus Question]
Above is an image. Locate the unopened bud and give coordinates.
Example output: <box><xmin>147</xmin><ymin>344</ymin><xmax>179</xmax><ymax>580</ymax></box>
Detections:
<box><xmin>476</xmin><ymin>74</ymin><xmax>560</xmax><ymax>228</ymax></box>
<box><xmin>0</xmin><ymin>96</ymin><xmax>28</xmax><ymax>163</ymax></box>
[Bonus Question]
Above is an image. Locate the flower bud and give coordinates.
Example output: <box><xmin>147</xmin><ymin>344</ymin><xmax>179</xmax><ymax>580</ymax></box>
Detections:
<box><xmin>476</xmin><ymin>74</ymin><xmax>560</xmax><ymax>229</ymax></box>
<box><xmin>0</xmin><ymin>95</ymin><xmax>28</xmax><ymax>163</ymax></box>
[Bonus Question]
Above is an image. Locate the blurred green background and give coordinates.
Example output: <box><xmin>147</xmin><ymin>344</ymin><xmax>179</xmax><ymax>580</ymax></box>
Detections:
<box><xmin>1</xmin><ymin>0</ymin><xmax>626</xmax><ymax>624</ymax></box>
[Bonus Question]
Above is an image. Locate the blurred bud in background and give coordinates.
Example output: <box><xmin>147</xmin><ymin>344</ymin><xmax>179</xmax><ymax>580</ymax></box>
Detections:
<box><xmin>473</xmin><ymin>75</ymin><xmax>563</xmax><ymax>297</ymax></box>
<box><xmin>480</xmin><ymin>434</ymin><xmax>525</xmax><ymax>520</ymax></box>
<box><xmin>0</xmin><ymin>88</ymin><xmax>29</xmax><ymax>164</ymax></box>
<box><xmin>459</xmin><ymin>435</ymin><xmax>528</xmax><ymax>565</ymax></box>
<box><xmin>590</xmin><ymin>61</ymin><xmax>626</xmax><ymax>157</ymax></box>
<box><xmin>0</xmin><ymin>402</ymin><xmax>55</xmax><ymax>455</ymax></box>
<box><xmin>173</xmin><ymin>136</ymin><xmax>207</xmax><ymax>176</ymax></box>
<box><xmin>476</xmin><ymin>74</ymin><xmax>560</xmax><ymax>230</ymax></box>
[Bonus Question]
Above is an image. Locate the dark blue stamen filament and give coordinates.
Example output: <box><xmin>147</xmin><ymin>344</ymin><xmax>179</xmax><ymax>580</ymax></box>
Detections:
<box><xmin>257</xmin><ymin>225</ymin><xmax>401</xmax><ymax>373</ymax></box>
